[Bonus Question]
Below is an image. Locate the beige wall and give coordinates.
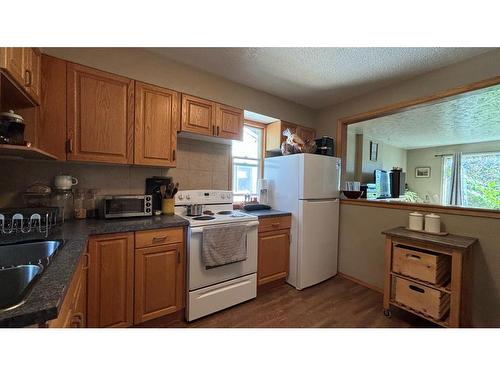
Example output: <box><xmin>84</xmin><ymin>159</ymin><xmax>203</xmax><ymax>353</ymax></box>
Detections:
<box><xmin>42</xmin><ymin>47</ymin><xmax>316</xmax><ymax>127</ymax></box>
<box><xmin>406</xmin><ymin>140</ymin><xmax>500</xmax><ymax>203</ymax></box>
<box><xmin>0</xmin><ymin>138</ymin><xmax>230</xmax><ymax>208</ymax></box>
<box><xmin>318</xmin><ymin>49</ymin><xmax>500</xmax><ymax>327</ymax></box>
<box><xmin>339</xmin><ymin>203</ymin><xmax>500</xmax><ymax>327</ymax></box>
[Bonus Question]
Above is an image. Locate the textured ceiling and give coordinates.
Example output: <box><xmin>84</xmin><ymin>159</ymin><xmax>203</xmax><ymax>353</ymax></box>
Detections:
<box><xmin>147</xmin><ymin>47</ymin><xmax>493</xmax><ymax>108</ymax></box>
<box><xmin>349</xmin><ymin>84</ymin><xmax>500</xmax><ymax>149</ymax></box>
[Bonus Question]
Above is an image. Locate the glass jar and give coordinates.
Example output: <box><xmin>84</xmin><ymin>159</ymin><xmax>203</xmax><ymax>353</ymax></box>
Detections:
<box><xmin>73</xmin><ymin>189</ymin><xmax>86</xmax><ymax>219</ymax></box>
<box><xmin>84</xmin><ymin>189</ymin><xmax>98</xmax><ymax>218</ymax></box>
<box><xmin>51</xmin><ymin>189</ymin><xmax>74</xmax><ymax>223</ymax></box>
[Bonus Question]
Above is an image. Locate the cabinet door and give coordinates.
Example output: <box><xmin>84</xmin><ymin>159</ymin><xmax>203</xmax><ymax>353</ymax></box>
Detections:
<box><xmin>258</xmin><ymin>229</ymin><xmax>290</xmax><ymax>286</ymax></box>
<box><xmin>215</xmin><ymin>103</ymin><xmax>243</xmax><ymax>140</ymax></box>
<box><xmin>134</xmin><ymin>242</ymin><xmax>185</xmax><ymax>324</ymax></box>
<box><xmin>23</xmin><ymin>48</ymin><xmax>41</xmax><ymax>104</ymax></box>
<box><xmin>181</xmin><ymin>94</ymin><xmax>215</xmax><ymax>136</ymax></box>
<box><xmin>87</xmin><ymin>232</ymin><xmax>134</xmax><ymax>328</ymax></box>
<box><xmin>0</xmin><ymin>47</ymin><xmax>25</xmax><ymax>86</ymax></box>
<box><xmin>38</xmin><ymin>54</ymin><xmax>67</xmax><ymax>160</ymax></box>
<box><xmin>67</xmin><ymin>63</ymin><xmax>134</xmax><ymax>164</ymax></box>
<box><xmin>296</xmin><ymin>126</ymin><xmax>316</xmax><ymax>141</ymax></box>
<box><xmin>134</xmin><ymin>81</ymin><xmax>180</xmax><ymax>167</ymax></box>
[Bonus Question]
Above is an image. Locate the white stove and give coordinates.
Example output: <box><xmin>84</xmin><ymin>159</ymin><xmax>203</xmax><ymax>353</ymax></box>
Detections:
<box><xmin>174</xmin><ymin>190</ymin><xmax>256</xmax><ymax>227</ymax></box>
<box><xmin>175</xmin><ymin>190</ymin><xmax>259</xmax><ymax>321</ymax></box>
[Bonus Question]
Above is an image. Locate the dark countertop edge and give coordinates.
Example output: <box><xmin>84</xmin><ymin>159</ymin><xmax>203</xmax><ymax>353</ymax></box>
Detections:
<box><xmin>382</xmin><ymin>226</ymin><xmax>478</xmax><ymax>250</ymax></box>
<box><xmin>0</xmin><ymin>215</ymin><xmax>189</xmax><ymax>327</ymax></box>
<box><xmin>238</xmin><ymin>209</ymin><xmax>291</xmax><ymax>218</ymax></box>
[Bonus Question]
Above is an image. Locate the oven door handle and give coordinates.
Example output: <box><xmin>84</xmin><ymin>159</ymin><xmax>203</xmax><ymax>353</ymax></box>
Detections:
<box><xmin>190</xmin><ymin>221</ymin><xmax>259</xmax><ymax>234</ymax></box>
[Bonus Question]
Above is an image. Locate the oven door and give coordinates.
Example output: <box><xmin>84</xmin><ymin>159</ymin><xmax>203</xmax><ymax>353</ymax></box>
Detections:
<box><xmin>188</xmin><ymin>221</ymin><xmax>259</xmax><ymax>291</ymax></box>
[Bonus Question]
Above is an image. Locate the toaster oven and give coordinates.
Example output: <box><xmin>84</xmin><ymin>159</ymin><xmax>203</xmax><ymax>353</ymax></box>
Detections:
<box><xmin>102</xmin><ymin>195</ymin><xmax>152</xmax><ymax>219</ymax></box>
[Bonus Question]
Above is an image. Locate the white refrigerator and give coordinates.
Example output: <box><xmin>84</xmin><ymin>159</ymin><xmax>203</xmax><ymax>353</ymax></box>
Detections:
<box><xmin>264</xmin><ymin>153</ymin><xmax>341</xmax><ymax>290</ymax></box>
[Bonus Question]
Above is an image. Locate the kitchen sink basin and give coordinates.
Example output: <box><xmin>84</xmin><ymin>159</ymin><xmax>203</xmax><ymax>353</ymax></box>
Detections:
<box><xmin>0</xmin><ymin>265</ymin><xmax>42</xmax><ymax>310</ymax></box>
<box><xmin>0</xmin><ymin>240</ymin><xmax>61</xmax><ymax>269</ymax></box>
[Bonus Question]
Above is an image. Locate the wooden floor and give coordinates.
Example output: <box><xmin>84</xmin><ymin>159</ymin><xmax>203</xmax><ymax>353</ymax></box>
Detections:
<box><xmin>139</xmin><ymin>275</ymin><xmax>436</xmax><ymax>328</ymax></box>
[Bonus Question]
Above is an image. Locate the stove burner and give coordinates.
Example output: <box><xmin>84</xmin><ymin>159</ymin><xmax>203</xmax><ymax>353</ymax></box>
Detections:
<box><xmin>192</xmin><ymin>215</ymin><xmax>216</xmax><ymax>221</ymax></box>
<box><xmin>217</xmin><ymin>210</ymin><xmax>234</xmax><ymax>215</ymax></box>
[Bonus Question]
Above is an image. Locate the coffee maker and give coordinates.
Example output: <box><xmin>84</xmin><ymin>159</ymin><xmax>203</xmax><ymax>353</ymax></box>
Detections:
<box><xmin>146</xmin><ymin>176</ymin><xmax>172</xmax><ymax>212</ymax></box>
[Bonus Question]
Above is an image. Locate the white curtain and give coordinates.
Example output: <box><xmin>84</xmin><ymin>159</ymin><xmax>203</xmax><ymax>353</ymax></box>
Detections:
<box><xmin>448</xmin><ymin>152</ymin><xmax>462</xmax><ymax>205</ymax></box>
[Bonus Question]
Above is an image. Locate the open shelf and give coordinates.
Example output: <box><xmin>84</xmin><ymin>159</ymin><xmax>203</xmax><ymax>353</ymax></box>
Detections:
<box><xmin>390</xmin><ymin>272</ymin><xmax>451</xmax><ymax>294</ymax></box>
<box><xmin>389</xmin><ymin>300</ymin><xmax>449</xmax><ymax>327</ymax></box>
<box><xmin>0</xmin><ymin>144</ymin><xmax>58</xmax><ymax>160</ymax></box>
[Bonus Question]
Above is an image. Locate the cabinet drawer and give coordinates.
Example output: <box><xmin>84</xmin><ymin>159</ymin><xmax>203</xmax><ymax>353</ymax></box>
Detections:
<box><xmin>135</xmin><ymin>227</ymin><xmax>184</xmax><ymax>248</ymax></box>
<box><xmin>392</xmin><ymin>244</ymin><xmax>451</xmax><ymax>285</ymax></box>
<box><xmin>258</xmin><ymin>216</ymin><xmax>291</xmax><ymax>232</ymax></box>
<box><xmin>394</xmin><ymin>277</ymin><xmax>450</xmax><ymax>320</ymax></box>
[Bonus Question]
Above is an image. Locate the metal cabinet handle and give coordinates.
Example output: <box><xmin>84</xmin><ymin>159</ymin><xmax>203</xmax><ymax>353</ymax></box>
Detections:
<box><xmin>172</xmin><ymin>149</ymin><xmax>176</xmax><ymax>161</ymax></box>
<box><xmin>177</xmin><ymin>249</ymin><xmax>181</xmax><ymax>264</ymax></box>
<box><xmin>82</xmin><ymin>253</ymin><xmax>89</xmax><ymax>270</ymax></box>
<box><xmin>152</xmin><ymin>236</ymin><xmax>167</xmax><ymax>243</ymax></box>
<box><xmin>71</xmin><ymin>313</ymin><xmax>83</xmax><ymax>328</ymax></box>
<box><xmin>271</xmin><ymin>222</ymin><xmax>280</xmax><ymax>227</ymax></box>
<box><xmin>67</xmin><ymin>138</ymin><xmax>74</xmax><ymax>153</ymax></box>
<box><xmin>24</xmin><ymin>69</ymin><xmax>32</xmax><ymax>86</ymax></box>
<box><xmin>217</xmin><ymin>126</ymin><xmax>220</xmax><ymax>136</ymax></box>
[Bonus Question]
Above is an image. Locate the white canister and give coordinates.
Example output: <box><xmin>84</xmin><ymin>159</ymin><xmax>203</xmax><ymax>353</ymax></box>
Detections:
<box><xmin>408</xmin><ymin>212</ymin><xmax>424</xmax><ymax>231</ymax></box>
<box><xmin>425</xmin><ymin>213</ymin><xmax>441</xmax><ymax>233</ymax></box>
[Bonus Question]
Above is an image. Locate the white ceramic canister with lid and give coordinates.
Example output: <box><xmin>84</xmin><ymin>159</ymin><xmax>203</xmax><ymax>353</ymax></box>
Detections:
<box><xmin>425</xmin><ymin>213</ymin><xmax>441</xmax><ymax>233</ymax></box>
<box><xmin>408</xmin><ymin>212</ymin><xmax>424</xmax><ymax>231</ymax></box>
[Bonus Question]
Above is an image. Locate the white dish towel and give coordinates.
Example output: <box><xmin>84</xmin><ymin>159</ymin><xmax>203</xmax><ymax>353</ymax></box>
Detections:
<box><xmin>202</xmin><ymin>224</ymin><xmax>247</xmax><ymax>268</ymax></box>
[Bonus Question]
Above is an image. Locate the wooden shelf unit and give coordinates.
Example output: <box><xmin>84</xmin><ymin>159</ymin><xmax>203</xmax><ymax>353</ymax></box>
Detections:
<box><xmin>382</xmin><ymin>227</ymin><xmax>476</xmax><ymax>328</ymax></box>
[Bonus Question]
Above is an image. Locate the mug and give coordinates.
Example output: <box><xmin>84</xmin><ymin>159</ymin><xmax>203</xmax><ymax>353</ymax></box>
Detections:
<box><xmin>54</xmin><ymin>175</ymin><xmax>78</xmax><ymax>190</ymax></box>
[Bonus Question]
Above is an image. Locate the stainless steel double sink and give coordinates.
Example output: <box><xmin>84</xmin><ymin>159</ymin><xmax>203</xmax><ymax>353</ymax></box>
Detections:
<box><xmin>0</xmin><ymin>240</ymin><xmax>61</xmax><ymax>310</ymax></box>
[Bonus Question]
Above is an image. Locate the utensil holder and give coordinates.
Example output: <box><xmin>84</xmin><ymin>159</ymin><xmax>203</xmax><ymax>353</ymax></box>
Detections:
<box><xmin>162</xmin><ymin>199</ymin><xmax>175</xmax><ymax>216</ymax></box>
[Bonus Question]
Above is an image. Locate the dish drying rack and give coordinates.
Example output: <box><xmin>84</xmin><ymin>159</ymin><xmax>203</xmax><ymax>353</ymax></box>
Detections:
<box><xmin>0</xmin><ymin>211</ymin><xmax>58</xmax><ymax>238</ymax></box>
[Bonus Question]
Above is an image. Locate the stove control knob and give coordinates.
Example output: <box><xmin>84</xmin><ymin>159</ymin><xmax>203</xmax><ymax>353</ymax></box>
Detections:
<box><xmin>186</xmin><ymin>194</ymin><xmax>191</xmax><ymax>200</ymax></box>
<box><xmin>220</xmin><ymin>193</ymin><xmax>226</xmax><ymax>199</ymax></box>
<box><xmin>178</xmin><ymin>194</ymin><xmax>184</xmax><ymax>200</ymax></box>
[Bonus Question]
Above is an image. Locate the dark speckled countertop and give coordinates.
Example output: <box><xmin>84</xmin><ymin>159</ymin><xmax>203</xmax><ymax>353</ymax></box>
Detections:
<box><xmin>238</xmin><ymin>209</ymin><xmax>291</xmax><ymax>218</ymax></box>
<box><xmin>0</xmin><ymin>215</ymin><xmax>188</xmax><ymax>327</ymax></box>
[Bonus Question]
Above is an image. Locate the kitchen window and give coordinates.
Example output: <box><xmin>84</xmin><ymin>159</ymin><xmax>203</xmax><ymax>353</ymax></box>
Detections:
<box><xmin>441</xmin><ymin>151</ymin><xmax>500</xmax><ymax>209</ymax></box>
<box><xmin>232</xmin><ymin>125</ymin><xmax>264</xmax><ymax>201</ymax></box>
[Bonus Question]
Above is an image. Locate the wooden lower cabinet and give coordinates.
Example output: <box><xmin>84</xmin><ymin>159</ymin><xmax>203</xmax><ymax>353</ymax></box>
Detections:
<box><xmin>257</xmin><ymin>216</ymin><xmax>291</xmax><ymax>286</ymax></box>
<box><xmin>87</xmin><ymin>232</ymin><xmax>134</xmax><ymax>328</ymax></box>
<box><xmin>48</xmin><ymin>251</ymin><xmax>87</xmax><ymax>328</ymax></box>
<box><xmin>134</xmin><ymin>242</ymin><xmax>185</xmax><ymax>324</ymax></box>
<box><xmin>86</xmin><ymin>227</ymin><xmax>185</xmax><ymax>327</ymax></box>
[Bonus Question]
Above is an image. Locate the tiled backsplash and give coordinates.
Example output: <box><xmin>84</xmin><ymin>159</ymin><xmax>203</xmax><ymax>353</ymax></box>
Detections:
<box><xmin>0</xmin><ymin>138</ymin><xmax>231</xmax><ymax>208</ymax></box>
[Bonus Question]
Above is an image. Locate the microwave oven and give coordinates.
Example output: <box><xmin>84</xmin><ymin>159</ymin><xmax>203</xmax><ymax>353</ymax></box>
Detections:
<box><xmin>102</xmin><ymin>195</ymin><xmax>152</xmax><ymax>219</ymax></box>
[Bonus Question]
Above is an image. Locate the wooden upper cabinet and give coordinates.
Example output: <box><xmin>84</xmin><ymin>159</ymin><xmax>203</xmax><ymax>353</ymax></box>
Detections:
<box><xmin>215</xmin><ymin>103</ymin><xmax>243</xmax><ymax>140</ymax></box>
<box><xmin>134</xmin><ymin>81</ymin><xmax>180</xmax><ymax>167</ymax></box>
<box><xmin>67</xmin><ymin>63</ymin><xmax>134</xmax><ymax>164</ymax></box>
<box><xmin>134</xmin><ymin>242</ymin><xmax>185</xmax><ymax>324</ymax></box>
<box><xmin>296</xmin><ymin>126</ymin><xmax>316</xmax><ymax>142</ymax></box>
<box><xmin>23</xmin><ymin>48</ymin><xmax>41</xmax><ymax>103</ymax></box>
<box><xmin>0</xmin><ymin>48</ymin><xmax>25</xmax><ymax>86</ymax></box>
<box><xmin>87</xmin><ymin>232</ymin><xmax>134</xmax><ymax>328</ymax></box>
<box><xmin>0</xmin><ymin>48</ymin><xmax>41</xmax><ymax>104</ymax></box>
<box><xmin>265</xmin><ymin>120</ymin><xmax>316</xmax><ymax>151</ymax></box>
<box><xmin>37</xmin><ymin>54</ymin><xmax>67</xmax><ymax>160</ymax></box>
<box><xmin>181</xmin><ymin>94</ymin><xmax>216</xmax><ymax>136</ymax></box>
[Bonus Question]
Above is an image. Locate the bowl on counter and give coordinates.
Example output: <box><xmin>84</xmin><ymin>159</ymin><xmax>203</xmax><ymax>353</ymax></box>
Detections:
<box><xmin>342</xmin><ymin>190</ymin><xmax>363</xmax><ymax>199</ymax></box>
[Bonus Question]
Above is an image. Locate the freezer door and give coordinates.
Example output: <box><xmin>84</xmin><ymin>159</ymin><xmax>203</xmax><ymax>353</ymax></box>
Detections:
<box><xmin>297</xmin><ymin>199</ymin><xmax>339</xmax><ymax>289</ymax></box>
<box><xmin>299</xmin><ymin>154</ymin><xmax>341</xmax><ymax>199</ymax></box>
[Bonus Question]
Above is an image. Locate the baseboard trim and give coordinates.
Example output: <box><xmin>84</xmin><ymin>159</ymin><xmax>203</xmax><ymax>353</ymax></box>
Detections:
<box><xmin>338</xmin><ymin>272</ymin><xmax>383</xmax><ymax>294</ymax></box>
